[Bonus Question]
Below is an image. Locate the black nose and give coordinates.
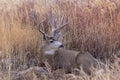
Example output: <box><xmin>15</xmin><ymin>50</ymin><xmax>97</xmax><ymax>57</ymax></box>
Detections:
<box><xmin>59</xmin><ymin>45</ymin><xmax>64</xmax><ymax>48</ymax></box>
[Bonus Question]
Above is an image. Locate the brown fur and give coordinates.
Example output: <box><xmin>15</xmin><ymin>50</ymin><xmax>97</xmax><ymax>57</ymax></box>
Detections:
<box><xmin>41</xmin><ymin>47</ymin><xmax>100</xmax><ymax>74</ymax></box>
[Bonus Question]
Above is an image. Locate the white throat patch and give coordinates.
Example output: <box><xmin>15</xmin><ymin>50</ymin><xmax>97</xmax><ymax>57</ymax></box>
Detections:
<box><xmin>45</xmin><ymin>50</ymin><xmax>55</xmax><ymax>55</ymax></box>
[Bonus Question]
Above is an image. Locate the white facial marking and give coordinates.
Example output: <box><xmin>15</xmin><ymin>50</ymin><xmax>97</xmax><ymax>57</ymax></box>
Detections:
<box><xmin>52</xmin><ymin>41</ymin><xmax>62</xmax><ymax>47</ymax></box>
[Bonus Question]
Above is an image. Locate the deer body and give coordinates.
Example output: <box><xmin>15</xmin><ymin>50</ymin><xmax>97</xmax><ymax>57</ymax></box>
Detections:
<box><xmin>41</xmin><ymin>47</ymin><xmax>98</xmax><ymax>74</ymax></box>
<box><xmin>53</xmin><ymin>49</ymin><xmax>79</xmax><ymax>70</ymax></box>
<box><xmin>31</xmin><ymin>12</ymin><xmax>104</xmax><ymax>75</ymax></box>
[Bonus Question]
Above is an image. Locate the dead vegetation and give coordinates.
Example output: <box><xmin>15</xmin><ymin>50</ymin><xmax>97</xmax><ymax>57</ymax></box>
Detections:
<box><xmin>0</xmin><ymin>0</ymin><xmax>120</xmax><ymax>80</ymax></box>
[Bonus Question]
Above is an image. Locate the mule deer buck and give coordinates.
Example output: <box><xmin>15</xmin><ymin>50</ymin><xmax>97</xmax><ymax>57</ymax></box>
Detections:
<box><xmin>31</xmin><ymin>12</ymin><xmax>104</xmax><ymax>75</ymax></box>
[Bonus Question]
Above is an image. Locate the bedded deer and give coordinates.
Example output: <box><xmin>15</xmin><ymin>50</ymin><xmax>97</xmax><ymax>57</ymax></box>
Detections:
<box><xmin>30</xmin><ymin>11</ymin><xmax>104</xmax><ymax>75</ymax></box>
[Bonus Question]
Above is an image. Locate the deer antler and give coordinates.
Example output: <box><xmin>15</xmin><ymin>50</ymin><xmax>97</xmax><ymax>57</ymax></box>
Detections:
<box><xmin>29</xmin><ymin>10</ymin><xmax>48</xmax><ymax>38</ymax></box>
<box><xmin>48</xmin><ymin>12</ymin><xmax>57</xmax><ymax>33</ymax></box>
<box><xmin>56</xmin><ymin>14</ymin><xmax>68</xmax><ymax>32</ymax></box>
<box><xmin>48</xmin><ymin>12</ymin><xmax>68</xmax><ymax>40</ymax></box>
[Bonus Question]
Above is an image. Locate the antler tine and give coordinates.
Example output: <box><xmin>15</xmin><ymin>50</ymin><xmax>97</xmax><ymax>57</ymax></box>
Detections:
<box><xmin>52</xmin><ymin>14</ymin><xmax>68</xmax><ymax>40</ymax></box>
<box><xmin>47</xmin><ymin>12</ymin><xmax>68</xmax><ymax>40</ymax></box>
<box><xmin>55</xmin><ymin>14</ymin><xmax>68</xmax><ymax>33</ymax></box>
<box><xmin>48</xmin><ymin>12</ymin><xmax>58</xmax><ymax>33</ymax></box>
<box><xmin>30</xmin><ymin>10</ymin><xmax>46</xmax><ymax>35</ymax></box>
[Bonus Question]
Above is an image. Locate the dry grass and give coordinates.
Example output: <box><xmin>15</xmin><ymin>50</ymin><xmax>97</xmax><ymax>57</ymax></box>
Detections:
<box><xmin>0</xmin><ymin>0</ymin><xmax>120</xmax><ymax>80</ymax></box>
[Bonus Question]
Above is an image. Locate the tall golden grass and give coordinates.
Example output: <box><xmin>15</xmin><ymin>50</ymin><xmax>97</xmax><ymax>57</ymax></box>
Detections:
<box><xmin>0</xmin><ymin>0</ymin><xmax>120</xmax><ymax>57</ymax></box>
<box><xmin>0</xmin><ymin>0</ymin><xmax>120</xmax><ymax>80</ymax></box>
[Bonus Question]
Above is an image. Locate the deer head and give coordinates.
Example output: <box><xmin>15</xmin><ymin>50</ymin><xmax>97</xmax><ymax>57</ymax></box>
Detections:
<box><xmin>30</xmin><ymin>11</ymin><xmax>68</xmax><ymax>55</ymax></box>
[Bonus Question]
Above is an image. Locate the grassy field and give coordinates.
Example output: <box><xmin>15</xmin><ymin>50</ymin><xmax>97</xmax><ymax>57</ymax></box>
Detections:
<box><xmin>0</xmin><ymin>0</ymin><xmax>120</xmax><ymax>80</ymax></box>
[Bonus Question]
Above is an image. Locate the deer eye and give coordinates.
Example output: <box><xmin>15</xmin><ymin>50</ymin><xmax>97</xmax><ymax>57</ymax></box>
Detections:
<box><xmin>50</xmin><ymin>40</ymin><xmax>54</xmax><ymax>43</ymax></box>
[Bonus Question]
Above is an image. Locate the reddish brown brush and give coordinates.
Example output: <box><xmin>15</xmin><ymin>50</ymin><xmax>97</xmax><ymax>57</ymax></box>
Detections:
<box><xmin>0</xmin><ymin>0</ymin><xmax>120</xmax><ymax>80</ymax></box>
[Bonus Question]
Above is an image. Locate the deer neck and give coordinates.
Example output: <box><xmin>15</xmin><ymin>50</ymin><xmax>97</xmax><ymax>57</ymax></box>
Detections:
<box><xmin>41</xmin><ymin>45</ymin><xmax>56</xmax><ymax>55</ymax></box>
